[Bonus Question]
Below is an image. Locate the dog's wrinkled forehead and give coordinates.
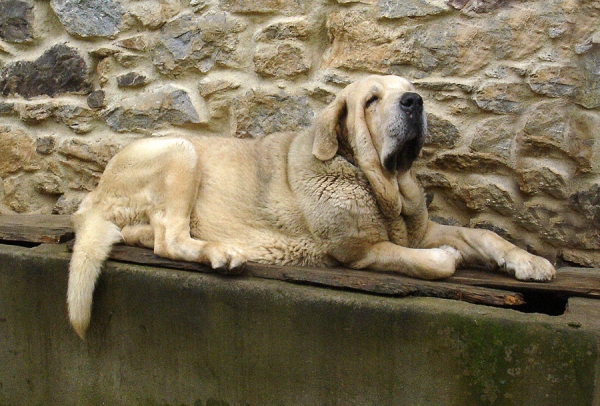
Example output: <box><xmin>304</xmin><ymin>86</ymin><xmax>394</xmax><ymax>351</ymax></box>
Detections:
<box><xmin>353</xmin><ymin>75</ymin><xmax>416</xmax><ymax>96</ymax></box>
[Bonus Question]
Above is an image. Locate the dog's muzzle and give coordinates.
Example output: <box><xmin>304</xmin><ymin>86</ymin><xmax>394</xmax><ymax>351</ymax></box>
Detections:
<box><xmin>383</xmin><ymin>92</ymin><xmax>426</xmax><ymax>173</ymax></box>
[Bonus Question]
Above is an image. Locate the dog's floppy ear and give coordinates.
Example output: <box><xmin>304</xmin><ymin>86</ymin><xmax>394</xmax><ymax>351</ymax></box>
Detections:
<box><xmin>312</xmin><ymin>92</ymin><xmax>347</xmax><ymax>161</ymax></box>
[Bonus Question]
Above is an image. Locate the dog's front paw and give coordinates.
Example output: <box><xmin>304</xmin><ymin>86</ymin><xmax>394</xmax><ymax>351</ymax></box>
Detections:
<box><xmin>501</xmin><ymin>248</ymin><xmax>556</xmax><ymax>282</ymax></box>
<box><xmin>205</xmin><ymin>243</ymin><xmax>247</xmax><ymax>274</ymax></box>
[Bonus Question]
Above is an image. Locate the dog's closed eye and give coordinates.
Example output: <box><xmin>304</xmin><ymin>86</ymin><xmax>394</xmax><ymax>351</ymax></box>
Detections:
<box><xmin>365</xmin><ymin>95</ymin><xmax>379</xmax><ymax>108</ymax></box>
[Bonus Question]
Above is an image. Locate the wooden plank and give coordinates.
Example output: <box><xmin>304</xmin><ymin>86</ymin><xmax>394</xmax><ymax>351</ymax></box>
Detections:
<box><xmin>447</xmin><ymin>268</ymin><xmax>600</xmax><ymax>298</ymax></box>
<box><xmin>108</xmin><ymin>244</ymin><xmax>525</xmax><ymax>307</ymax></box>
<box><xmin>3</xmin><ymin>215</ymin><xmax>600</xmax><ymax>305</ymax></box>
<box><xmin>0</xmin><ymin>214</ymin><xmax>74</xmax><ymax>244</ymax></box>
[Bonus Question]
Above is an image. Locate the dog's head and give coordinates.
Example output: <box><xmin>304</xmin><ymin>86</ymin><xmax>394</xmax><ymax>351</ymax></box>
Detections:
<box><xmin>312</xmin><ymin>75</ymin><xmax>426</xmax><ymax>173</ymax></box>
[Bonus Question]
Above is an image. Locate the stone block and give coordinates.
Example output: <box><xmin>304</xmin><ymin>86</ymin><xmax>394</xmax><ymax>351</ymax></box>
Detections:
<box><xmin>219</xmin><ymin>0</ymin><xmax>306</xmax><ymax>15</ymax></box>
<box><xmin>55</xmin><ymin>105</ymin><xmax>97</xmax><ymax>134</ymax></box>
<box><xmin>0</xmin><ymin>102</ymin><xmax>15</xmax><ymax>116</ymax></box>
<box><xmin>562</xmin><ymin>249</ymin><xmax>600</xmax><ymax>268</ymax></box>
<box><xmin>527</xmin><ymin>65</ymin><xmax>581</xmax><ymax>98</ymax></box>
<box><xmin>50</xmin><ymin>0</ymin><xmax>123</xmax><ymax>38</ymax></box>
<box><xmin>323</xmin><ymin>9</ymin><xmax>398</xmax><ymax>73</ymax></box>
<box><xmin>378</xmin><ymin>0</ymin><xmax>449</xmax><ymax>19</ymax></box>
<box><xmin>87</xmin><ymin>90</ymin><xmax>106</xmax><ymax>110</ymax></box>
<box><xmin>152</xmin><ymin>12</ymin><xmax>245</xmax><ymax>76</ymax></box>
<box><xmin>105</xmin><ymin>86</ymin><xmax>204</xmax><ymax>133</ymax></box>
<box><xmin>36</xmin><ymin>137</ymin><xmax>55</xmax><ymax>155</ymax></box>
<box><xmin>518</xmin><ymin>102</ymin><xmax>598</xmax><ymax>172</ymax></box>
<box><xmin>52</xmin><ymin>192</ymin><xmax>84</xmax><ymax>215</ymax></box>
<box><xmin>516</xmin><ymin>163</ymin><xmax>570</xmax><ymax>199</ymax></box>
<box><xmin>576</xmin><ymin>45</ymin><xmax>600</xmax><ymax>109</ymax></box>
<box><xmin>254</xmin><ymin>42</ymin><xmax>310</xmax><ymax>78</ymax></box>
<box><xmin>473</xmin><ymin>82</ymin><xmax>532</xmax><ymax>114</ymax></box>
<box><xmin>570</xmin><ymin>184</ymin><xmax>600</xmax><ymax>229</ymax></box>
<box><xmin>116</xmin><ymin>72</ymin><xmax>148</xmax><ymax>88</ymax></box>
<box><xmin>115</xmin><ymin>35</ymin><xmax>150</xmax><ymax>52</ymax></box>
<box><xmin>0</xmin><ymin>126</ymin><xmax>39</xmax><ymax>175</ymax></box>
<box><xmin>0</xmin><ymin>0</ymin><xmax>33</xmax><ymax>43</ymax></box>
<box><xmin>456</xmin><ymin>178</ymin><xmax>519</xmax><ymax>216</ymax></box>
<box><xmin>430</xmin><ymin>151</ymin><xmax>508</xmax><ymax>173</ymax></box>
<box><xmin>32</xmin><ymin>172</ymin><xmax>65</xmax><ymax>195</ymax></box>
<box><xmin>57</xmin><ymin>138</ymin><xmax>121</xmax><ymax>191</ymax></box>
<box><xmin>198</xmin><ymin>78</ymin><xmax>240</xmax><ymax>98</ymax></box>
<box><xmin>16</xmin><ymin>103</ymin><xmax>54</xmax><ymax>123</ymax></box>
<box><xmin>0</xmin><ymin>44</ymin><xmax>91</xmax><ymax>98</ymax></box>
<box><xmin>2</xmin><ymin>175</ymin><xmax>46</xmax><ymax>213</ymax></box>
<box><xmin>469</xmin><ymin>117</ymin><xmax>516</xmax><ymax>163</ymax></box>
<box><xmin>256</xmin><ymin>18</ymin><xmax>311</xmax><ymax>41</ymax></box>
<box><xmin>231</xmin><ymin>90</ymin><xmax>314</xmax><ymax>138</ymax></box>
<box><xmin>425</xmin><ymin>114</ymin><xmax>461</xmax><ymax>150</ymax></box>
<box><xmin>448</xmin><ymin>0</ymin><xmax>506</xmax><ymax>14</ymax></box>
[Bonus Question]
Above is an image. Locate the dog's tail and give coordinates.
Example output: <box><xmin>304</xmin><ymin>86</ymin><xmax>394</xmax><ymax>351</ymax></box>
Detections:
<box><xmin>68</xmin><ymin>210</ymin><xmax>122</xmax><ymax>340</ymax></box>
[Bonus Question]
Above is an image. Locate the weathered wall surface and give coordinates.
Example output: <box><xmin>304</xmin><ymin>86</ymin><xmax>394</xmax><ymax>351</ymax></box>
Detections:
<box><xmin>1</xmin><ymin>244</ymin><xmax>600</xmax><ymax>405</ymax></box>
<box><xmin>0</xmin><ymin>0</ymin><xmax>598</xmax><ymax>266</ymax></box>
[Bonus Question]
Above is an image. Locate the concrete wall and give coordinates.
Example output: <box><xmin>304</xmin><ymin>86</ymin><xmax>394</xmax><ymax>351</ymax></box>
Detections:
<box><xmin>0</xmin><ymin>0</ymin><xmax>598</xmax><ymax>267</ymax></box>
<box><xmin>1</xmin><ymin>243</ymin><xmax>599</xmax><ymax>405</ymax></box>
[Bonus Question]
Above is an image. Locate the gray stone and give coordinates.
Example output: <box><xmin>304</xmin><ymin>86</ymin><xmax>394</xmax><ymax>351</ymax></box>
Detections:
<box><xmin>473</xmin><ymin>83</ymin><xmax>531</xmax><ymax>114</ymax></box>
<box><xmin>0</xmin><ymin>44</ymin><xmax>91</xmax><ymax>98</ymax></box>
<box><xmin>50</xmin><ymin>0</ymin><xmax>123</xmax><ymax>38</ymax></box>
<box><xmin>55</xmin><ymin>105</ymin><xmax>97</xmax><ymax>134</ymax></box>
<box><xmin>232</xmin><ymin>90</ymin><xmax>314</xmax><ymax>138</ymax></box>
<box><xmin>0</xmin><ymin>0</ymin><xmax>33</xmax><ymax>43</ymax></box>
<box><xmin>518</xmin><ymin>102</ymin><xmax>599</xmax><ymax>172</ymax></box>
<box><xmin>153</xmin><ymin>12</ymin><xmax>244</xmax><ymax>76</ymax></box>
<box><xmin>378</xmin><ymin>0</ymin><xmax>449</xmax><ymax>18</ymax></box>
<box><xmin>219</xmin><ymin>0</ymin><xmax>306</xmax><ymax>15</ymax></box>
<box><xmin>36</xmin><ymin>137</ymin><xmax>56</xmax><ymax>155</ymax></box>
<box><xmin>117</xmin><ymin>72</ymin><xmax>148</xmax><ymax>88</ymax></box>
<box><xmin>570</xmin><ymin>184</ymin><xmax>600</xmax><ymax>229</ymax></box>
<box><xmin>447</xmin><ymin>0</ymin><xmax>506</xmax><ymax>13</ymax></box>
<box><xmin>527</xmin><ymin>65</ymin><xmax>580</xmax><ymax>98</ymax></box>
<box><xmin>469</xmin><ymin>117</ymin><xmax>516</xmax><ymax>163</ymax></box>
<box><xmin>0</xmin><ymin>103</ymin><xmax>15</xmax><ymax>116</ymax></box>
<box><xmin>576</xmin><ymin>45</ymin><xmax>600</xmax><ymax>109</ymax></box>
<box><xmin>87</xmin><ymin>90</ymin><xmax>106</xmax><ymax>110</ymax></box>
<box><xmin>105</xmin><ymin>86</ymin><xmax>202</xmax><ymax>133</ymax></box>
<box><xmin>425</xmin><ymin>114</ymin><xmax>460</xmax><ymax>149</ymax></box>
<box><xmin>53</xmin><ymin>192</ymin><xmax>84</xmax><ymax>214</ymax></box>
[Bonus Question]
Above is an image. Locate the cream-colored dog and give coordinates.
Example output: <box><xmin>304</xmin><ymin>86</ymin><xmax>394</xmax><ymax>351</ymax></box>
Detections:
<box><xmin>68</xmin><ymin>75</ymin><xmax>555</xmax><ymax>338</ymax></box>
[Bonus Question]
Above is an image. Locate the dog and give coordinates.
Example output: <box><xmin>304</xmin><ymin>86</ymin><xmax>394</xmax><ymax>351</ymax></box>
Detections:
<box><xmin>68</xmin><ymin>75</ymin><xmax>556</xmax><ymax>339</ymax></box>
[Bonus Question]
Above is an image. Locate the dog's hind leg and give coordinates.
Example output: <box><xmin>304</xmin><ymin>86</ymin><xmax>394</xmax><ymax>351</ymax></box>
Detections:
<box><xmin>143</xmin><ymin>141</ymin><xmax>247</xmax><ymax>272</ymax></box>
<box><xmin>122</xmin><ymin>224</ymin><xmax>154</xmax><ymax>249</ymax></box>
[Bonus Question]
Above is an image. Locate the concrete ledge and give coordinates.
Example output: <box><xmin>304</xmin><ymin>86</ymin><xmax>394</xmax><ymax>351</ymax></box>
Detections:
<box><xmin>1</xmin><ymin>243</ymin><xmax>599</xmax><ymax>406</ymax></box>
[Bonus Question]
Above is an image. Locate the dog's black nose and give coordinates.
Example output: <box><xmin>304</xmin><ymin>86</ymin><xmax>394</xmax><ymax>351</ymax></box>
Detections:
<box><xmin>400</xmin><ymin>92</ymin><xmax>423</xmax><ymax>114</ymax></box>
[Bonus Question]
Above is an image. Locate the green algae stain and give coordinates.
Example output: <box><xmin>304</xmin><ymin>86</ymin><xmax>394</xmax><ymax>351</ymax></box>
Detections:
<box><xmin>435</xmin><ymin>315</ymin><xmax>598</xmax><ymax>406</ymax></box>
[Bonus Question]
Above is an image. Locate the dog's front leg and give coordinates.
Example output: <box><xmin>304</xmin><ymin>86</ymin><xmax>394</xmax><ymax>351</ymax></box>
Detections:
<box><xmin>420</xmin><ymin>222</ymin><xmax>556</xmax><ymax>281</ymax></box>
<box><xmin>334</xmin><ymin>241</ymin><xmax>462</xmax><ymax>280</ymax></box>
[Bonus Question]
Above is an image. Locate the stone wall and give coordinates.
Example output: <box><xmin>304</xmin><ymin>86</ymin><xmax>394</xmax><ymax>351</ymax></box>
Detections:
<box><xmin>0</xmin><ymin>0</ymin><xmax>598</xmax><ymax>266</ymax></box>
